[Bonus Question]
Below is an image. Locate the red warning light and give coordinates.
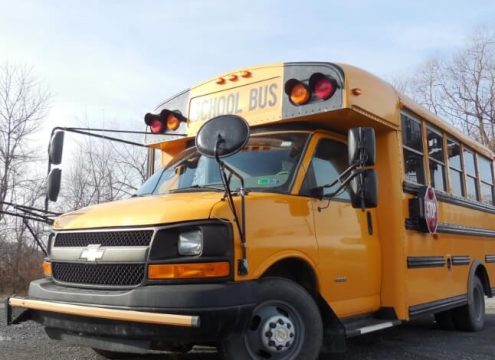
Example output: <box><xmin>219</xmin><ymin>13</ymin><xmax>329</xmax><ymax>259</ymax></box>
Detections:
<box><xmin>309</xmin><ymin>73</ymin><xmax>337</xmax><ymax>100</ymax></box>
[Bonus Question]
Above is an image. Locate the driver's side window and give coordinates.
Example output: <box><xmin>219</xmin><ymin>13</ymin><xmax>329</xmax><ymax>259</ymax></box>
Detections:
<box><xmin>300</xmin><ymin>138</ymin><xmax>350</xmax><ymax>200</ymax></box>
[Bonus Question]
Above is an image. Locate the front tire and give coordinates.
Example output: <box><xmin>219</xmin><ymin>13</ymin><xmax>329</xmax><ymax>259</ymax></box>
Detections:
<box><xmin>221</xmin><ymin>278</ymin><xmax>323</xmax><ymax>360</ymax></box>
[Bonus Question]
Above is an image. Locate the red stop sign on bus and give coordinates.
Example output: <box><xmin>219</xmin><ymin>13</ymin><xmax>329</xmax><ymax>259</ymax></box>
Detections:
<box><xmin>424</xmin><ymin>187</ymin><xmax>438</xmax><ymax>234</ymax></box>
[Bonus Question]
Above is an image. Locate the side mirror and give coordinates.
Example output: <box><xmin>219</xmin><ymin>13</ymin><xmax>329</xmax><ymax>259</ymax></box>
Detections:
<box><xmin>196</xmin><ymin>115</ymin><xmax>250</xmax><ymax>158</ymax></box>
<box><xmin>49</xmin><ymin>131</ymin><xmax>65</xmax><ymax>165</ymax></box>
<box><xmin>47</xmin><ymin>168</ymin><xmax>62</xmax><ymax>202</ymax></box>
<box><xmin>348</xmin><ymin>127</ymin><xmax>376</xmax><ymax>166</ymax></box>
<box><xmin>350</xmin><ymin>169</ymin><xmax>378</xmax><ymax>209</ymax></box>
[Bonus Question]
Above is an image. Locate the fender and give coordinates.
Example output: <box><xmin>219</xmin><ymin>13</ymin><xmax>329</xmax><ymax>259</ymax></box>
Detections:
<box><xmin>467</xmin><ymin>260</ymin><xmax>492</xmax><ymax>303</ymax></box>
<box><xmin>251</xmin><ymin>250</ymin><xmax>319</xmax><ymax>280</ymax></box>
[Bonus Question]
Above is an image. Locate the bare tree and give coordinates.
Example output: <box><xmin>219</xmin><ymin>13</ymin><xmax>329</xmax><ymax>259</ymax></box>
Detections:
<box><xmin>0</xmin><ymin>62</ymin><xmax>50</xmax><ymax>293</ymax></box>
<box><xmin>61</xmin><ymin>133</ymin><xmax>147</xmax><ymax>211</ymax></box>
<box><xmin>0</xmin><ymin>62</ymin><xmax>50</xmax><ymax>219</ymax></box>
<box><xmin>395</xmin><ymin>26</ymin><xmax>495</xmax><ymax>150</ymax></box>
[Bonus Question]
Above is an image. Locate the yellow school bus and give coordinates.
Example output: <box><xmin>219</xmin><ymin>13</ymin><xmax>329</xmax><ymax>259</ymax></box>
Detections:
<box><xmin>7</xmin><ymin>62</ymin><xmax>495</xmax><ymax>360</ymax></box>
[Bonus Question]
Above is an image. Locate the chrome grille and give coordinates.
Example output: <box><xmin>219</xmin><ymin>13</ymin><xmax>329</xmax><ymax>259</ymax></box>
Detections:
<box><xmin>52</xmin><ymin>262</ymin><xmax>145</xmax><ymax>286</ymax></box>
<box><xmin>54</xmin><ymin>230</ymin><xmax>153</xmax><ymax>247</ymax></box>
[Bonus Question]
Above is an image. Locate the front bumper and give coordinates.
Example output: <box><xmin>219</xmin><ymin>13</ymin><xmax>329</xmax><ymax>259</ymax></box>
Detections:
<box><xmin>7</xmin><ymin>279</ymin><xmax>258</xmax><ymax>352</ymax></box>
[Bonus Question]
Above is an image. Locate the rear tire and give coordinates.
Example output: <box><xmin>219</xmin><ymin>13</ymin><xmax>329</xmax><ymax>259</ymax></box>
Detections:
<box><xmin>221</xmin><ymin>277</ymin><xmax>323</xmax><ymax>360</ymax></box>
<box><xmin>452</xmin><ymin>277</ymin><xmax>485</xmax><ymax>331</ymax></box>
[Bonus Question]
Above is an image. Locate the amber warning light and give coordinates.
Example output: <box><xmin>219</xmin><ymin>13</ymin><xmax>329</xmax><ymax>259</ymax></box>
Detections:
<box><xmin>285</xmin><ymin>73</ymin><xmax>338</xmax><ymax>106</ymax></box>
<box><xmin>145</xmin><ymin>109</ymin><xmax>186</xmax><ymax>134</ymax></box>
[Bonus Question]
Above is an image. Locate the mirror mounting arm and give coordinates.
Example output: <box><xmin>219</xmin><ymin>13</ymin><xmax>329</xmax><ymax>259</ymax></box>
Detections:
<box><xmin>321</xmin><ymin>163</ymin><xmax>359</xmax><ymax>193</ymax></box>
<box><xmin>317</xmin><ymin>167</ymin><xmax>364</xmax><ymax>211</ymax></box>
<box><xmin>214</xmin><ymin>136</ymin><xmax>249</xmax><ymax>276</ymax></box>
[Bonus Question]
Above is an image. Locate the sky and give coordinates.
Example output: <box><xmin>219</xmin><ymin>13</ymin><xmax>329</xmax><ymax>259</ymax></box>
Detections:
<box><xmin>1</xmin><ymin>0</ymin><xmax>495</xmax><ymax>142</ymax></box>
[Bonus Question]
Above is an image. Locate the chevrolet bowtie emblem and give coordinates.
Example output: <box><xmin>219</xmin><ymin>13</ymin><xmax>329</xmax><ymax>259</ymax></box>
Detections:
<box><xmin>80</xmin><ymin>244</ymin><xmax>105</xmax><ymax>262</ymax></box>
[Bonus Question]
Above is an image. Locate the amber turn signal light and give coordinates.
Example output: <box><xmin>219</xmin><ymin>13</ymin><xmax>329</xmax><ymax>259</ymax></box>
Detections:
<box><xmin>148</xmin><ymin>262</ymin><xmax>230</xmax><ymax>280</ymax></box>
<box><xmin>42</xmin><ymin>261</ymin><xmax>52</xmax><ymax>277</ymax></box>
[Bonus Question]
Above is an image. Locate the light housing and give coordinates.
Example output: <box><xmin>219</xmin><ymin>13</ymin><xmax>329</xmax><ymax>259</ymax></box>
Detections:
<box><xmin>178</xmin><ymin>229</ymin><xmax>203</xmax><ymax>256</ymax></box>
<box><xmin>144</xmin><ymin>109</ymin><xmax>186</xmax><ymax>134</ymax></box>
<box><xmin>309</xmin><ymin>73</ymin><xmax>337</xmax><ymax>100</ymax></box>
<box><xmin>149</xmin><ymin>222</ymin><xmax>232</xmax><ymax>261</ymax></box>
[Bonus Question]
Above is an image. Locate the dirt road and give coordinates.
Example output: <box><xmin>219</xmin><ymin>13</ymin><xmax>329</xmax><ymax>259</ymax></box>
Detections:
<box><xmin>1</xmin><ymin>299</ymin><xmax>494</xmax><ymax>359</ymax></box>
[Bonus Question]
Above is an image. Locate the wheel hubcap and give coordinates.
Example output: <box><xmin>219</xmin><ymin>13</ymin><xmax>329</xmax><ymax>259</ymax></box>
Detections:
<box><xmin>244</xmin><ymin>301</ymin><xmax>303</xmax><ymax>359</ymax></box>
<box><xmin>260</xmin><ymin>315</ymin><xmax>296</xmax><ymax>352</ymax></box>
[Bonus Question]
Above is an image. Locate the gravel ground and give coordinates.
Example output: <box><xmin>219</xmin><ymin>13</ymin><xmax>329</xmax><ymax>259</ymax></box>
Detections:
<box><xmin>1</xmin><ymin>298</ymin><xmax>495</xmax><ymax>360</ymax></box>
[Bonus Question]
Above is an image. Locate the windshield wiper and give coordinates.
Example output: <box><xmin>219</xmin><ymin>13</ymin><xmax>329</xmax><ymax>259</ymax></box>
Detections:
<box><xmin>169</xmin><ymin>184</ymin><xmax>225</xmax><ymax>193</ymax></box>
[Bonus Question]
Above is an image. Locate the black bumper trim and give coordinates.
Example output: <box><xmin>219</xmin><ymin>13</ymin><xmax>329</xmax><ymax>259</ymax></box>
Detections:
<box><xmin>409</xmin><ymin>294</ymin><xmax>467</xmax><ymax>318</ymax></box>
<box><xmin>28</xmin><ymin>278</ymin><xmax>257</xmax><ymax>309</ymax></box>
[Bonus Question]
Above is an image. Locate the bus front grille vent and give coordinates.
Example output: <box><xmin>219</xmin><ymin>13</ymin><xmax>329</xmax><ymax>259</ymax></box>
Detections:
<box><xmin>53</xmin><ymin>230</ymin><xmax>154</xmax><ymax>247</ymax></box>
<box><xmin>51</xmin><ymin>262</ymin><xmax>145</xmax><ymax>286</ymax></box>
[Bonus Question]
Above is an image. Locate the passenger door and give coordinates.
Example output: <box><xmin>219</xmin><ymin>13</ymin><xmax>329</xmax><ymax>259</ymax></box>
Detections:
<box><xmin>300</xmin><ymin>134</ymin><xmax>381</xmax><ymax>317</ymax></box>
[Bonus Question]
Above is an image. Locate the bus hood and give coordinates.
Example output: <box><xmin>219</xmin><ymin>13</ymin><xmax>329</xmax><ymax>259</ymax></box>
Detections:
<box><xmin>52</xmin><ymin>192</ymin><xmax>224</xmax><ymax>230</ymax></box>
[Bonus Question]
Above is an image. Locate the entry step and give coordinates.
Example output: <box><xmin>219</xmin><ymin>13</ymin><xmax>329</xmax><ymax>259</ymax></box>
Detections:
<box><xmin>343</xmin><ymin>317</ymin><xmax>401</xmax><ymax>337</ymax></box>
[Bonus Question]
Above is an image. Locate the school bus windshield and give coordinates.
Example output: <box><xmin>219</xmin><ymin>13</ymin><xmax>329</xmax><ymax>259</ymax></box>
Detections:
<box><xmin>136</xmin><ymin>132</ymin><xmax>309</xmax><ymax>196</ymax></box>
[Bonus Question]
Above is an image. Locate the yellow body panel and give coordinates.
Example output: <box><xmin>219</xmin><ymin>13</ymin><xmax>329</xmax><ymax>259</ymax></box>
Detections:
<box><xmin>53</xmin><ymin>192</ymin><xmax>222</xmax><ymax>230</ymax></box>
<box><xmin>187</xmin><ymin>64</ymin><xmax>284</xmax><ymax>134</ymax></box>
<box><xmin>52</xmin><ymin>62</ymin><xmax>495</xmax><ymax>325</ymax></box>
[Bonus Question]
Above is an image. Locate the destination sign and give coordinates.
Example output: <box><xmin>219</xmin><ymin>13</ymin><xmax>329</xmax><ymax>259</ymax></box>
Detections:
<box><xmin>188</xmin><ymin>78</ymin><xmax>282</xmax><ymax>124</ymax></box>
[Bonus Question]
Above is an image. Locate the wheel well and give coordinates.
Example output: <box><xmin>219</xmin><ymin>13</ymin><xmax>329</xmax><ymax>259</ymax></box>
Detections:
<box><xmin>260</xmin><ymin>258</ymin><xmax>347</xmax><ymax>352</ymax></box>
<box><xmin>475</xmin><ymin>264</ymin><xmax>492</xmax><ymax>297</ymax></box>
<box><xmin>261</xmin><ymin>258</ymin><xmax>318</xmax><ymax>296</ymax></box>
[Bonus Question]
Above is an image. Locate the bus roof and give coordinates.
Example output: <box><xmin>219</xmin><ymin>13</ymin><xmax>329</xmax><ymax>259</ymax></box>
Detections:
<box><xmin>145</xmin><ymin>62</ymin><xmax>493</xmax><ymax>158</ymax></box>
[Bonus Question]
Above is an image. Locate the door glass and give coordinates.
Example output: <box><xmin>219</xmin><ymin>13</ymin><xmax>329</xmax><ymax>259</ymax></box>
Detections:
<box><xmin>301</xmin><ymin>138</ymin><xmax>350</xmax><ymax>200</ymax></box>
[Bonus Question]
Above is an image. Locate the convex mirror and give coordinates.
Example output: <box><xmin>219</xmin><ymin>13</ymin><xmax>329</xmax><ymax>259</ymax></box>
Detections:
<box><xmin>348</xmin><ymin>127</ymin><xmax>376</xmax><ymax>167</ymax></box>
<box><xmin>196</xmin><ymin>115</ymin><xmax>250</xmax><ymax>158</ymax></box>
<box><xmin>49</xmin><ymin>131</ymin><xmax>65</xmax><ymax>165</ymax></box>
<box><xmin>350</xmin><ymin>169</ymin><xmax>378</xmax><ymax>209</ymax></box>
<box><xmin>47</xmin><ymin>168</ymin><xmax>62</xmax><ymax>202</ymax></box>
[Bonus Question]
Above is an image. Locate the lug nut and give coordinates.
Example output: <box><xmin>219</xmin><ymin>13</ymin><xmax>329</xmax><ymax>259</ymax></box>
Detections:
<box><xmin>269</xmin><ymin>322</ymin><xmax>276</xmax><ymax>328</ymax></box>
<box><xmin>269</xmin><ymin>340</ymin><xmax>275</xmax><ymax>347</ymax></box>
<box><xmin>278</xmin><ymin>319</ymin><xmax>284</xmax><ymax>325</ymax></box>
<box><xmin>265</xmin><ymin>331</ymin><xmax>272</xmax><ymax>337</ymax></box>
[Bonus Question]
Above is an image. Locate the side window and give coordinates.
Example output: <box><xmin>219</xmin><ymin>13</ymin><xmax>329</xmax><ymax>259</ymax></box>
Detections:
<box><xmin>463</xmin><ymin>148</ymin><xmax>479</xmax><ymax>201</ymax></box>
<box><xmin>300</xmin><ymin>138</ymin><xmax>350</xmax><ymax>200</ymax></box>
<box><xmin>402</xmin><ymin>113</ymin><xmax>425</xmax><ymax>184</ymax></box>
<box><xmin>426</xmin><ymin>126</ymin><xmax>446</xmax><ymax>191</ymax></box>
<box><xmin>478</xmin><ymin>155</ymin><xmax>494</xmax><ymax>205</ymax></box>
<box><xmin>447</xmin><ymin>138</ymin><xmax>464</xmax><ymax>197</ymax></box>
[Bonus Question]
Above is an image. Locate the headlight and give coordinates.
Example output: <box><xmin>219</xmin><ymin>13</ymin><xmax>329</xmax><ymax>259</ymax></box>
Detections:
<box><xmin>149</xmin><ymin>222</ymin><xmax>232</xmax><ymax>261</ymax></box>
<box><xmin>178</xmin><ymin>229</ymin><xmax>203</xmax><ymax>256</ymax></box>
